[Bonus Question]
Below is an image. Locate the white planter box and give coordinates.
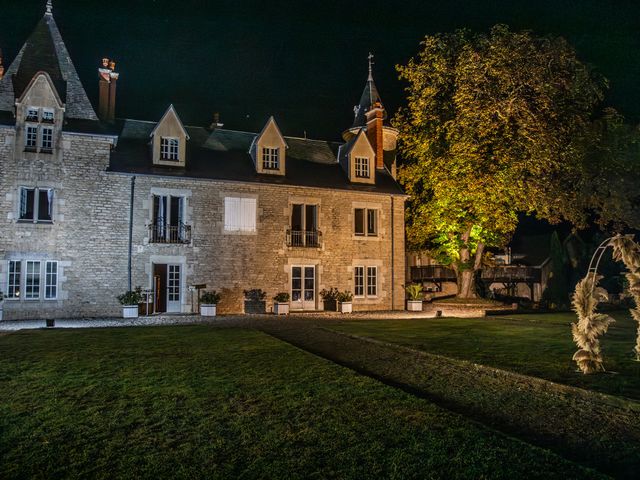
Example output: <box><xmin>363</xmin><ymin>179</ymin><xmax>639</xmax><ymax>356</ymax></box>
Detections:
<box><xmin>339</xmin><ymin>302</ymin><xmax>353</xmax><ymax>314</ymax></box>
<box><xmin>274</xmin><ymin>302</ymin><xmax>290</xmax><ymax>315</ymax></box>
<box><xmin>122</xmin><ymin>305</ymin><xmax>139</xmax><ymax>318</ymax></box>
<box><xmin>201</xmin><ymin>304</ymin><xmax>217</xmax><ymax>317</ymax></box>
<box><xmin>407</xmin><ymin>300</ymin><xmax>423</xmax><ymax>311</ymax></box>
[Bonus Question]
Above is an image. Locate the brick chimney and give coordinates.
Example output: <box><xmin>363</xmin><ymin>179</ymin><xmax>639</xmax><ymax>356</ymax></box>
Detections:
<box><xmin>98</xmin><ymin>58</ymin><xmax>119</xmax><ymax>123</ymax></box>
<box><xmin>366</xmin><ymin>101</ymin><xmax>385</xmax><ymax>170</ymax></box>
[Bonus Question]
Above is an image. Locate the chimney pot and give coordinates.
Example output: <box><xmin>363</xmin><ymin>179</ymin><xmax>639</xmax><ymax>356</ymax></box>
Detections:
<box><xmin>98</xmin><ymin>57</ymin><xmax>118</xmax><ymax>123</ymax></box>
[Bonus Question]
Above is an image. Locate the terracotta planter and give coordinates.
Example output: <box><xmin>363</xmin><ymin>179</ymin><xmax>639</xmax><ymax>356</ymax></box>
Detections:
<box><xmin>122</xmin><ymin>305</ymin><xmax>139</xmax><ymax>318</ymax></box>
<box><xmin>201</xmin><ymin>304</ymin><xmax>217</xmax><ymax>317</ymax></box>
<box><xmin>274</xmin><ymin>302</ymin><xmax>290</xmax><ymax>315</ymax></box>
<box><xmin>339</xmin><ymin>301</ymin><xmax>353</xmax><ymax>313</ymax></box>
<box><xmin>406</xmin><ymin>300</ymin><xmax>423</xmax><ymax>311</ymax></box>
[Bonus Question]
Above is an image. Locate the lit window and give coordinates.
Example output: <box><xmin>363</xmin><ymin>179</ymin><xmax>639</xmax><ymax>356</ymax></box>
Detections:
<box><xmin>354</xmin><ymin>208</ymin><xmax>378</xmax><ymax>236</ymax></box>
<box><xmin>45</xmin><ymin>261</ymin><xmax>58</xmax><ymax>300</ymax></box>
<box><xmin>355</xmin><ymin>157</ymin><xmax>370</xmax><ymax>178</ymax></box>
<box><xmin>224</xmin><ymin>197</ymin><xmax>256</xmax><ymax>232</ymax></box>
<box><xmin>367</xmin><ymin>267</ymin><xmax>378</xmax><ymax>296</ymax></box>
<box><xmin>262</xmin><ymin>147</ymin><xmax>279</xmax><ymax>170</ymax></box>
<box><xmin>7</xmin><ymin>261</ymin><xmax>21</xmax><ymax>299</ymax></box>
<box><xmin>19</xmin><ymin>187</ymin><xmax>53</xmax><ymax>222</ymax></box>
<box><xmin>160</xmin><ymin>137</ymin><xmax>179</xmax><ymax>161</ymax></box>
<box><xmin>25</xmin><ymin>126</ymin><xmax>38</xmax><ymax>149</ymax></box>
<box><xmin>25</xmin><ymin>261</ymin><xmax>41</xmax><ymax>300</ymax></box>
<box><xmin>354</xmin><ymin>266</ymin><xmax>364</xmax><ymax>297</ymax></box>
<box><xmin>41</xmin><ymin>127</ymin><xmax>53</xmax><ymax>150</ymax></box>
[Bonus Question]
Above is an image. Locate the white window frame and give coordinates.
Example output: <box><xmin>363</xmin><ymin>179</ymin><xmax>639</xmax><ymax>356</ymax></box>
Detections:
<box><xmin>262</xmin><ymin>147</ymin><xmax>279</xmax><ymax>170</ymax></box>
<box><xmin>224</xmin><ymin>197</ymin><xmax>257</xmax><ymax>233</ymax></box>
<box><xmin>160</xmin><ymin>137</ymin><xmax>180</xmax><ymax>161</ymax></box>
<box><xmin>354</xmin><ymin>208</ymin><xmax>378</xmax><ymax>237</ymax></box>
<box><xmin>26</xmin><ymin>107</ymin><xmax>39</xmax><ymax>122</ymax></box>
<box><xmin>41</xmin><ymin>126</ymin><xmax>53</xmax><ymax>150</ymax></box>
<box><xmin>45</xmin><ymin>261</ymin><xmax>58</xmax><ymax>300</ymax></box>
<box><xmin>18</xmin><ymin>186</ymin><xmax>53</xmax><ymax>223</ymax></box>
<box><xmin>24</xmin><ymin>261</ymin><xmax>41</xmax><ymax>300</ymax></box>
<box><xmin>354</xmin><ymin>156</ymin><xmax>370</xmax><ymax>178</ymax></box>
<box><xmin>354</xmin><ymin>266</ymin><xmax>365</xmax><ymax>297</ymax></box>
<box><xmin>7</xmin><ymin>260</ymin><xmax>21</xmax><ymax>300</ymax></box>
<box><xmin>367</xmin><ymin>266</ymin><xmax>378</xmax><ymax>297</ymax></box>
<box><xmin>25</xmin><ymin>125</ymin><xmax>38</xmax><ymax>149</ymax></box>
<box><xmin>42</xmin><ymin>108</ymin><xmax>55</xmax><ymax>123</ymax></box>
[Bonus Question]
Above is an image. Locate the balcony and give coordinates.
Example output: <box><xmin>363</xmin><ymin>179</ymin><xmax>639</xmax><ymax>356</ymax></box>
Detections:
<box><xmin>410</xmin><ymin>265</ymin><xmax>457</xmax><ymax>282</ymax></box>
<box><xmin>286</xmin><ymin>229</ymin><xmax>321</xmax><ymax>248</ymax></box>
<box><xmin>148</xmin><ymin>222</ymin><xmax>191</xmax><ymax>244</ymax></box>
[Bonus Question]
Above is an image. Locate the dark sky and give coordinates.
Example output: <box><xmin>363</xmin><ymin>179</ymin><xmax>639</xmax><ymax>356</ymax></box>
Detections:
<box><xmin>1</xmin><ymin>0</ymin><xmax>639</xmax><ymax>140</ymax></box>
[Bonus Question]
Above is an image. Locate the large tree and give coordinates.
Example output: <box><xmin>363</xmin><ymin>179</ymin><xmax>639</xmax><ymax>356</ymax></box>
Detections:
<box><xmin>395</xmin><ymin>25</ymin><xmax>629</xmax><ymax>298</ymax></box>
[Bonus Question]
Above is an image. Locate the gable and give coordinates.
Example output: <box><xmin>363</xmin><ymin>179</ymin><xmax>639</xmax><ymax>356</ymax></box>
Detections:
<box><xmin>16</xmin><ymin>71</ymin><xmax>64</xmax><ymax>109</ymax></box>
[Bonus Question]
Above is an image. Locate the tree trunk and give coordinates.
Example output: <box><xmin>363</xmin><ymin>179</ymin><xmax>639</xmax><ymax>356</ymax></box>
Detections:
<box><xmin>456</xmin><ymin>229</ymin><xmax>485</xmax><ymax>299</ymax></box>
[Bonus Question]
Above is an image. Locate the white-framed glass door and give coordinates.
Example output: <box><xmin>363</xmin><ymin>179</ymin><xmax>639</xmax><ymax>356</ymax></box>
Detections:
<box><xmin>291</xmin><ymin>265</ymin><xmax>316</xmax><ymax>310</ymax></box>
<box><xmin>167</xmin><ymin>264</ymin><xmax>181</xmax><ymax>312</ymax></box>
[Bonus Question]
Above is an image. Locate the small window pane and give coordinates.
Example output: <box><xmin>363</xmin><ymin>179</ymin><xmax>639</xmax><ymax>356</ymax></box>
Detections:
<box><xmin>25</xmin><ymin>126</ymin><xmax>38</xmax><ymax>148</ymax></box>
<box><xmin>160</xmin><ymin>137</ymin><xmax>179</xmax><ymax>161</ymax></box>
<box><xmin>367</xmin><ymin>267</ymin><xmax>377</xmax><ymax>297</ymax></box>
<box><xmin>355</xmin><ymin>157</ymin><xmax>370</xmax><ymax>178</ymax></box>
<box><xmin>41</xmin><ymin>127</ymin><xmax>53</xmax><ymax>150</ymax></box>
<box><xmin>354</xmin><ymin>208</ymin><xmax>365</xmax><ymax>235</ymax></box>
<box><xmin>354</xmin><ymin>266</ymin><xmax>364</xmax><ymax>296</ymax></box>
<box><xmin>262</xmin><ymin>147</ymin><xmax>279</xmax><ymax>170</ymax></box>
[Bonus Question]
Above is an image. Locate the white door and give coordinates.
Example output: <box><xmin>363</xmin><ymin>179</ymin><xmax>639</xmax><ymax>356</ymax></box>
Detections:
<box><xmin>291</xmin><ymin>265</ymin><xmax>316</xmax><ymax>310</ymax></box>
<box><xmin>167</xmin><ymin>264</ymin><xmax>181</xmax><ymax>312</ymax></box>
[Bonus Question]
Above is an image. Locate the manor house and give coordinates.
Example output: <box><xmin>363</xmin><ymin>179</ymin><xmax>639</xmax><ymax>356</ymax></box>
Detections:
<box><xmin>0</xmin><ymin>3</ymin><xmax>406</xmax><ymax>319</ymax></box>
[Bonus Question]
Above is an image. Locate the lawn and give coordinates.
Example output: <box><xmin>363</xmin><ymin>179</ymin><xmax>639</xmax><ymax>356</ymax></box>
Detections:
<box><xmin>331</xmin><ymin>311</ymin><xmax>640</xmax><ymax>400</ymax></box>
<box><xmin>0</xmin><ymin>326</ymin><xmax>603</xmax><ymax>479</ymax></box>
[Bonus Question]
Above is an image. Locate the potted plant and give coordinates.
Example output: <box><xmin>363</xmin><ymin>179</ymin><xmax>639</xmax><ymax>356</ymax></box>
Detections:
<box><xmin>244</xmin><ymin>289</ymin><xmax>267</xmax><ymax>314</ymax></box>
<box><xmin>200</xmin><ymin>290</ymin><xmax>221</xmax><ymax>317</ymax></box>
<box><xmin>0</xmin><ymin>291</ymin><xmax>4</xmax><ymax>321</ymax></box>
<box><xmin>117</xmin><ymin>286</ymin><xmax>143</xmax><ymax>318</ymax></box>
<box><xmin>405</xmin><ymin>283</ymin><xmax>424</xmax><ymax>311</ymax></box>
<box><xmin>337</xmin><ymin>290</ymin><xmax>353</xmax><ymax>313</ymax></box>
<box><xmin>320</xmin><ymin>287</ymin><xmax>339</xmax><ymax>312</ymax></box>
<box><xmin>273</xmin><ymin>292</ymin><xmax>290</xmax><ymax>315</ymax></box>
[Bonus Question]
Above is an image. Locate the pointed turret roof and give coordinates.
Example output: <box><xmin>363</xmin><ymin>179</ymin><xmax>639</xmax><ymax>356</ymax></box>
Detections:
<box><xmin>0</xmin><ymin>1</ymin><xmax>97</xmax><ymax>120</ymax></box>
<box><xmin>350</xmin><ymin>53</ymin><xmax>385</xmax><ymax>129</ymax></box>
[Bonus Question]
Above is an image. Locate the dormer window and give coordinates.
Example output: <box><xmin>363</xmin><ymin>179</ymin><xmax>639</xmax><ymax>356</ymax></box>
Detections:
<box><xmin>160</xmin><ymin>137</ymin><xmax>180</xmax><ymax>161</ymax></box>
<box><xmin>355</xmin><ymin>157</ymin><xmax>370</xmax><ymax>178</ymax></box>
<box><xmin>42</xmin><ymin>108</ymin><xmax>55</xmax><ymax>123</ymax></box>
<box><xmin>26</xmin><ymin>107</ymin><xmax>39</xmax><ymax>122</ymax></box>
<box><xmin>262</xmin><ymin>147</ymin><xmax>280</xmax><ymax>170</ymax></box>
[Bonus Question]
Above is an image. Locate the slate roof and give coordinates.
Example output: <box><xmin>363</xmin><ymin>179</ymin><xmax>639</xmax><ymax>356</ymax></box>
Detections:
<box><xmin>109</xmin><ymin>120</ymin><xmax>405</xmax><ymax>195</ymax></box>
<box><xmin>351</xmin><ymin>73</ymin><xmax>385</xmax><ymax>129</ymax></box>
<box><xmin>0</xmin><ymin>9</ymin><xmax>98</xmax><ymax>120</ymax></box>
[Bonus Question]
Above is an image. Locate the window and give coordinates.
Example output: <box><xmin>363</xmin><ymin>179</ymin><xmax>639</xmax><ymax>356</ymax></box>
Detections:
<box><xmin>7</xmin><ymin>261</ymin><xmax>21</xmax><ymax>299</ymax></box>
<box><xmin>151</xmin><ymin>194</ymin><xmax>187</xmax><ymax>243</ymax></box>
<box><xmin>354</xmin><ymin>208</ymin><xmax>378</xmax><ymax>236</ymax></box>
<box><xmin>289</xmin><ymin>204</ymin><xmax>319</xmax><ymax>247</ymax></box>
<box><xmin>262</xmin><ymin>147</ymin><xmax>279</xmax><ymax>170</ymax></box>
<box><xmin>367</xmin><ymin>267</ymin><xmax>378</xmax><ymax>296</ymax></box>
<box><xmin>25</xmin><ymin>261</ymin><xmax>41</xmax><ymax>300</ymax></box>
<box><xmin>19</xmin><ymin>187</ymin><xmax>53</xmax><ymax>222</ymax></box>
<box><xmin>45</xmin><ymin>261</ymin><xmax>58</xmax><ymax>300</ymax></box>
<box><xmin>160</xmin><ymin>137</ymin><xmax>180</xmax><ymax>161</ymax></box>
<box><xmin>354</xmin><ymin>266</ymin><xmax>365</xmax><ymax>297</ymax></box>
<box><xmin>42</xmin><ymin>109</ymin><xmax>54</xmax><ymax>123</ymax></box>
<box><xmin>25</xmin><ymin>125</ymin><xmax>38</xmax><ymax>149</ymax></box>
<box><xmin>41</xmin><ymin>126</ymin><xmax>53</xmax><ymax>151</ymax></box>
<box><xmin>224</xmin><ymin>197</ymin><xmax>256</xmax><ymax>232</ymax></box>
<box><xmin>26</xmin><ymin>107</ymin><xmax>39</xmax><ymax>122</ymax></box>
<box><xmin>355</xmin><ymin>157</ymin><xmax>370</xmax><ymax>178</ymax></box>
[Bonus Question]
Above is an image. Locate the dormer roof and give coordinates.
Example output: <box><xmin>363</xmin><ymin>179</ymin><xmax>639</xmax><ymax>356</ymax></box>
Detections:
<box><xmin>255</xmin><ymin>116</ymin><xmax>288</xmax><ymax>148</ymax></box>
<box><xmin>351</xmin><ymin>71</ymin><xmax>385</xmax><ymax>129</ymax></box>
<box><xmin>0</xmin><ymin>3</ymin><xmax>97</xmax><ymax>120</ymax></box>
<box><xmin>150</xmin><ymin>104</ymin><xmax>190</xmax><ymax>140</ymax></box>
<box><xmin>16</xmin><ymin>70</ymin><xmax>65</xmax><ymax>107</ymax></box>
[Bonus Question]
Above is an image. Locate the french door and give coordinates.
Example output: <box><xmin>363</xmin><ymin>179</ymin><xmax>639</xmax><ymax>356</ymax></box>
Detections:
<box><xmin>166</xmin><ymin>264</ymin><xmax>182</xmax><ymax>312</ymax></box>
<box><xmin>291</xmin><ymin>265</ymin><xmax>316</xmax><ymax>310</ymax></box>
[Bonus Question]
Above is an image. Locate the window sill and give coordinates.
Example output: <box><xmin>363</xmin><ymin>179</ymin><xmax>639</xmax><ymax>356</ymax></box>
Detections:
<box><xmin>24</xmin><ymin>147</ymin><xmax>37</xmax><ymax>153</ymax></box>
<box><xmin>40</xmin><ymin>148</ymin><xmax>53</xmax><ymax>154</ymax></box>
<box><xmin>17</xmin><ymin>219</ymin><xmax>54</xmax><ymax>224</ymax></box>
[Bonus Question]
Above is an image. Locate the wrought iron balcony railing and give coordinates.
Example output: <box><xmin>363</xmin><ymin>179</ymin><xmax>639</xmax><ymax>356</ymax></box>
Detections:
<box><xmin>286</xmin><ymin>229</ymin><xmax>321</xmax><ymax>248</ymax></box>
<box><xmin>149</xmin><ymin>222</ymin><xmax>191</xmax><ymax>244</ymax></box>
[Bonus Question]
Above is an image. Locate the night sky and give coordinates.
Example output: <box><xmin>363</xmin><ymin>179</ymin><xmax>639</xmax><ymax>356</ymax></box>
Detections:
<box><xmin>0</xmin><ymin>0</ymin><xmax>638</xmax><ymax>140</ymax></box>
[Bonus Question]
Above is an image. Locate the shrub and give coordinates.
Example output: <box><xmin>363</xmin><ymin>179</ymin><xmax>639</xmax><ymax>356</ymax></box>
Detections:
<box><xmin>273</xmin><ymin>292</ymin><xmax>290</xmax><ymax>303</ymax></box>
<box><xmin>200</xmin><ymin>290</ymin><xmax>221</xmax><ymax>305</ymax></box>
<box><xmin>405</xmin><ymin>283</ymin><xmax>423</xmax><ymax>301</ymax></box>
<box><xmin>337</xmin><ymin>291</ymin><xmax>353</xmax><ymax>303</ymax></box>
<box><xmin>319</xmin><ymin>288</ymin><xmax>339</xmax><ymax>301</ymax></box>
<box><xmin>117</xmin><ymin>286</ymin><xmax>143</xmax><ymax>306</ymax></box>
<box><xmin>244</xmin><ymin>289</ymin><xmax>266</xmax><ymax>301</ymax></box>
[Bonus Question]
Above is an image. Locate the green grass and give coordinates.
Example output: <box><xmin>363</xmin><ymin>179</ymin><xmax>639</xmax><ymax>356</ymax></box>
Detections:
<box><xmin>332</xmin><ymin>311</ymin><xmax>640</xmax><ymax>400</ymax></box>
<box><xmin>0</xmin><ymin>326</ymin><xmax>603</xmax><ymax>479</ymax></box>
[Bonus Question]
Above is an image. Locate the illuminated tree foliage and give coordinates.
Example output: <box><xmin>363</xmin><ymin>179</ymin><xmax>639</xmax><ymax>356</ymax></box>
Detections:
<box><xmin>395</xmin><ymin>25</ymin><xmax>615</xmax><ymax>298</ymax></box>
